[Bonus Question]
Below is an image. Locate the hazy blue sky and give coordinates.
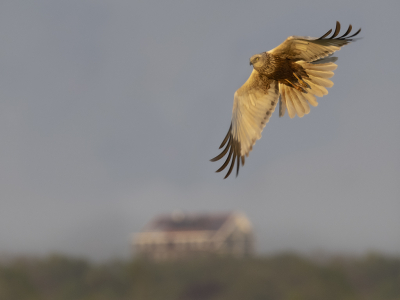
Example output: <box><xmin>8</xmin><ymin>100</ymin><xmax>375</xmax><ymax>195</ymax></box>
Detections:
<box><xmin>0</xmin><ymin>0</ymin><xmax>399</xmax><ymax>260</ymax></box>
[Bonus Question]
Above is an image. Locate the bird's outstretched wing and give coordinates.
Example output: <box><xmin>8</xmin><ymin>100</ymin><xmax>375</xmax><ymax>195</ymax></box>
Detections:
<box><xmin>210</xmin><ymin>71</ymin><xmax>279</xmax><ymax>178</ymax></box>
<box><xmin>276</xmin><ymin>22</ymin><xmax>361</xmax><ymax>119</ymax></box>
<box><xmin>268</xmin><ymin>22</ymin><xmax>361</xmax><ymax>62</ymax></box>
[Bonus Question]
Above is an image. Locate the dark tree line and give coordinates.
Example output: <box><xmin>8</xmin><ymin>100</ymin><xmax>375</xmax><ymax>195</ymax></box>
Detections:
<box><xmin>0</xmin><ymin>253</ymin><xmax>399</xmax><ymax>300</ymax></box>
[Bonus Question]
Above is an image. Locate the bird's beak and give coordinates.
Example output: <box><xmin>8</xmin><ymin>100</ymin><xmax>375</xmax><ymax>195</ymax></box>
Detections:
<box><xmin>249</xmin><ymin>61</ymin><xmax>253</xmax><ymax>66</ymax></box>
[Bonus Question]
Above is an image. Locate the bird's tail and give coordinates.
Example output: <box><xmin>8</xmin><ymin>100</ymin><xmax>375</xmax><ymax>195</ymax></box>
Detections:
<box><xmin>279</xmin><ymin>60</ymin><xmax>337</xmax><ymax>118</ymax></box>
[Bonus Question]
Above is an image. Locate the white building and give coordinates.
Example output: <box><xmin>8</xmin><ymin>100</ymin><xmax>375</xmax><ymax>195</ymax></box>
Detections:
<box><xmin>134</xmin><ymin>212</ymin><xmax>254</xmax><ymax>261</ymax></box>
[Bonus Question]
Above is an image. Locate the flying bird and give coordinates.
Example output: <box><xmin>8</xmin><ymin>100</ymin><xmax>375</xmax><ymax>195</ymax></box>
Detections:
<box><xmin>211</xmin><ymin>21</ymin><xmax>361</xmax><ymax>178</ymax></box>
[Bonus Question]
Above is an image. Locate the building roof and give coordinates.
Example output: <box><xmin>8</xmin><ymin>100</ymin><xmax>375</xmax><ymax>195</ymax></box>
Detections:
<box><xmin>143</xmin><ymin>212</ymin><xmax>232</xmax><ymax>232</ymax></box>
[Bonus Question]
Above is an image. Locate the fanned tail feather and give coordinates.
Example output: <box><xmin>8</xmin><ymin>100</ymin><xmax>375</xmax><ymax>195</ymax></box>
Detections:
<box><xmin>279</xmin><ymin>60</ymin><xmax>338</xmax><ymax>118</ymax></box>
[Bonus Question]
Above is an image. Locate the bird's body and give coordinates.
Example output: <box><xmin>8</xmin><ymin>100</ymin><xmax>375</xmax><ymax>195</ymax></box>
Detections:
<box><xmin>211</xmin><ymin>22</ymin><xmax>361</xmax><ymax>178</ymax></box>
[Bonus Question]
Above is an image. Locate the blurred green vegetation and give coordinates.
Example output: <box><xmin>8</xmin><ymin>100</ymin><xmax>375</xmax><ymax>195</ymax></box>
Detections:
<box><xmin>0</xmin><ymin>253</ymin><xmax>399</xmax><ymax>300</ymax></box>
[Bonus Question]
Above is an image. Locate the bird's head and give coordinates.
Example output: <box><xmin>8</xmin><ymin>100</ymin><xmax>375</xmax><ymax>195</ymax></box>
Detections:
<box><xmin>249</xmin><ymin>53</ymin><xmax>267</xmax><ymax>71</ymax></box>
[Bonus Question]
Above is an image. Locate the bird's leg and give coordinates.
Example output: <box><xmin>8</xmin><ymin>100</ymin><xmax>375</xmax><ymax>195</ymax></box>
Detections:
<box><xmin>293</xmin><ymin>73</ymin><xmax>310</xmax><ymax>89</ymax></box>
<box><xmin>284</xmin><ymin>79</ymin><xmax>296</xmax><ymax>88</ymax></box>
<box><xmin>283</xmin><ymin>78</ymin><xmax>307</xmax><ymax>93</ymax></box>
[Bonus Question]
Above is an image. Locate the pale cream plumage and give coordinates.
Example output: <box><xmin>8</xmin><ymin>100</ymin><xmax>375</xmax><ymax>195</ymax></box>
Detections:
<box><xmin>211</xmin><ymin>22</ymin><xmax>361</xmax><ymax>178</ymax></box>
<box><xmin>232</xmin><ymin>72</ymin><xmax>279</xmax><ymax>156</ymax></box>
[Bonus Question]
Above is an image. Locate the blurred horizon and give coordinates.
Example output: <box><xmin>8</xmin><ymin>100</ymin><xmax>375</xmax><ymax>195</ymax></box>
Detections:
<box><xmin>0</xmin><ymin>1</ymin><xmax>399</xmax><ymax>261</ymax></box>
<box><xmin>2</xmin><ymin>252</ymin><xmax>400</xmax><ymax>300</ymax></box>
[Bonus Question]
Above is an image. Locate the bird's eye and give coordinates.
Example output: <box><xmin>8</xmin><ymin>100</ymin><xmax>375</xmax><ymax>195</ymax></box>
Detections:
<box><xmin>255</xmin><ymin>57</ymin><xmax>259</xmax><ymax>62</ymax></box>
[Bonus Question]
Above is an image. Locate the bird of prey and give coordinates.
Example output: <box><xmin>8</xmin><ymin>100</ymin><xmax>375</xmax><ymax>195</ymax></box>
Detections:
<box><xmin>211</xmin><ymin>21</ymin><xmax>361</xmax><ymax>178</ymax></box>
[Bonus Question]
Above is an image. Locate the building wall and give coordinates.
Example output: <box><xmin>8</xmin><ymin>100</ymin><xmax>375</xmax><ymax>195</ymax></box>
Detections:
<box><xmin>134</xmin><ymin>213</ymin><xmax>255</xmax><ymax>261</ymax></box>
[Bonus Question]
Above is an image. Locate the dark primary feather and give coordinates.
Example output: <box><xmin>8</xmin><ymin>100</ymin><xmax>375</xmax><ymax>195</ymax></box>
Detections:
<box><xmin>348</xmin><ymin>28</ymin><xmax>362</xmax><ymax>38</ymax></box>
<box><xmin>317</xmin><ymin>21</ymin><xmax>361</xmax><ymax>41</ymax></box>
<box><xmin>210</xmin><ymin>124</ymin><xmax>244</xmax><ymax>179</ymax></box>
<box><xmin>317</xmin><ymin>29</ymin><xmax>332</xmax><ymax>40</ymax></box>
<box><xmin>339</xmin><ymin>24</ymin><xmax>352</xmax><ymax>38</ymax></box>
<box><xmin>329</xmin><ymin>21</ymin><xmax>341</xmax><ymax>38</ymax></box>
